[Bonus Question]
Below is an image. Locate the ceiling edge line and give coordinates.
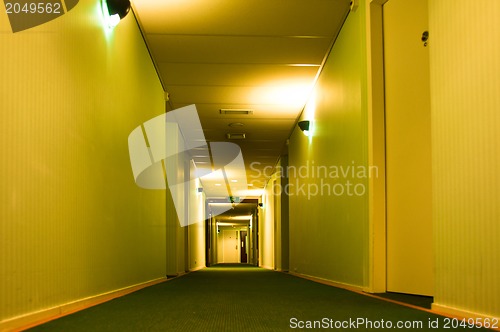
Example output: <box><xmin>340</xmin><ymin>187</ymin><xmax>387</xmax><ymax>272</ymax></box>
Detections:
<box><xmin>163</xmin><ymin>83</ymin><xmax>317</xmax><ymax>88</ymax></box>
<box><xmin>157</xmin><ymin>62</ymin><xmax>322</xmax><ymax>67</ymax></box>
<box><xmin>146</xmin><ymin>33</ymin><xmax>334</xmax><ymax>39</ymax></box>
<box><xmin>130</xmin><ymin>4</ymin><xmax>166</xmax><ymax>94</ymax></box>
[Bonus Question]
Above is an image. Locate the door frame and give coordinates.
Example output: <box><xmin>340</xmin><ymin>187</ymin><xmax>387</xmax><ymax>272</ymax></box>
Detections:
<box><xmin>240</xmin><ymin>230</ymin><xmax>248</xmax><ymax>263</ymax></box>
<box><xmin>367</xmin><ymin>0</ymin><xmax>433</xmax><ymax>295</ymax></box>
<box><xmin>367</xmin><ymin>0</ymin><xmax>389</xmax><ymax>293</ymax></box>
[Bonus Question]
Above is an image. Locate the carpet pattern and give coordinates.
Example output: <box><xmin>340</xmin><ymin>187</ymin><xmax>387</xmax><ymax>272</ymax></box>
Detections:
<box><xmin>29</xmin><ymin>265</ymin><xmax>487</xmax><ymax>331</ymax></box>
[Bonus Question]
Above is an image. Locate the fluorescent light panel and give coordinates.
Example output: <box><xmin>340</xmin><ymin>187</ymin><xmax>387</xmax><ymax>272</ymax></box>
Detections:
<box><xmin>220</xmin><ymin>109</ymin><xmax>253</xmax><ymax>115</ymax></box>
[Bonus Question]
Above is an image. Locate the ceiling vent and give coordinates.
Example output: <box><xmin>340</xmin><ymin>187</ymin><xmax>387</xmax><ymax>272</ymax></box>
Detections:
<box><xmin>220</xmin><ymin>109</ymin><xmax>253</xmax><ymax>115</ymax></box>
<box><xmin>226</xmin><ymin>133</ymin><xmax>246</xmax><ymax>140</ymax></box>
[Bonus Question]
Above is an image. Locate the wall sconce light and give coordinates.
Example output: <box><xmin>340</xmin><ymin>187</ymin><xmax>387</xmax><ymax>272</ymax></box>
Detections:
<box><xmin>298</xmin><ymin>120</ymin><xmax>310</xmax><ymax>136</ymax></box>
<box><xmin>101</xmin><ymin>0</ymin><xmax>131</xmax><ymax>28</ymax></box>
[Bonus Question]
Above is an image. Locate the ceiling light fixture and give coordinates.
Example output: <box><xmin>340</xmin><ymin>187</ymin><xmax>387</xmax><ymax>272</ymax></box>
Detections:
<box><xmin>226</xmin><ymin>133</ymin><xmax>246</xmax><ymax>140</ymax></box>
<box><xmin>101</xmin><ymin>0</ymin><xmax>131</xmax><ymax>28</ymax></box>
<box><xmin>298</xmin><ymin>120</ymin><xmax>311</xmax><ymax>137</ymax></box>
<box><xmin>220</xmin><ymin>109</ymin><xmax>253</xmax><ymax>115</ymax></box>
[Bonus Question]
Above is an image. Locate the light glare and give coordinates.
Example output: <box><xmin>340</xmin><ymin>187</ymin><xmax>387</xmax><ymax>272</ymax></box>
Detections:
<box><xmin>101</xmin><ymin>0</ymin><xmax>120</xmax><ymax>29</ymax></box>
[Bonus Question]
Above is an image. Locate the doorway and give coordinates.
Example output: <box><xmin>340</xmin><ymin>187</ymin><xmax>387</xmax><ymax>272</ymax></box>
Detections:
<box><xmin>240</xmin><ymin>231</ymin><xmax>248</xmax><ymax>263</ymax></box>
<box><xmin>221</xmin><ymin>230</ymin><xmax>239</xmax><ymax>263</ymax></box>
<box><xmin>383</xmin><ymin>0</ymin><xmax>433</xmax><ymax>296</ymax></box>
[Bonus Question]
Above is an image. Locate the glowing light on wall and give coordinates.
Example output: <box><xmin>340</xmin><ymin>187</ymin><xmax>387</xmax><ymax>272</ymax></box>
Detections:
<box><xmin>101</xmin><ymin>0</ymin><xmax>130</xmax><ymax>29</ymax></box>
<box><xmin>298</xmin><ymin>120</ymin><xmax>311</xmax><ymax>136</ymax></box>
<box><xmin>301</xmin><ymin>90</ymin><xmax>317</xmax><ymax>140</ymax></box>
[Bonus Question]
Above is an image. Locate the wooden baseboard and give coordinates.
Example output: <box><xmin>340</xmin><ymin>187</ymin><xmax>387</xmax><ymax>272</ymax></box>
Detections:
<box><xmin>0</xmin><ymin>277</ymin><xmax>167</xmax><ymax>332</ymax></box>
<box><xmin>259</xmin><ymin>264</ymin><xmax>274</xmax><ymax>270</ymax></box>
<box><xmin>289</xmin><ymin>272</ymin><xmax>499</xmax><ymax>331</ymax></box>
<box><xmin>189</xmin><ymin>265</ymin><xmax>205</xmax><ymax>272</ymax></box>
<box><xmin>432</xmin><ymin>303</ymin><xmax>500</xmax><ymax>331</ymax></box>
<box><xmin>288</xmin><ymin>271</ymin><xmax>365</xmax><ymax>293</ymax></box>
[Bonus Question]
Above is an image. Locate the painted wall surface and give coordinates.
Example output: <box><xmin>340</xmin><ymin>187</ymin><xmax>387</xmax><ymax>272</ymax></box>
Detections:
<box><xmin>279</xmin><ymin>156</ymin><xmax>290</xmax><ymax>272</ymax></box>
<box><xmin>250</xmin><ymin>212</ymin><xmax>258</xmax><ymax>265</ymax></box>
<box><xmin>288</xmin><ymin>2</ymin><xmax>369</xmax><ymax>287</ymax></box>
<box><xmin>429</xmin><ymin>0</ymin><xmax>500</xmax><ymax>318</ymax></box>
<box><xmin>217</xmin><ymin>225</ymin><xmax>223</xmax><ymax>263</ymax></box>
<box><xmin>210</xmin><ymin>216</ymin><xmax>218</xmax><ymax>265</ymax></box>
<box><xmin>259</xmin><ymin>177</ymin><xmax>276</xmax><ymax>270</ymax></box>
<box><xmin>164</xmin><ymin>123</ymin><xmax>187</xmax><ymax>276</ymax></box>
<box><xmin>165</xmin><ymin>122</ymin><xmax>181</xmax><ymax>276</ymax></box>
<box><xmin>0</xmin><ymin>0</ymin><xmax>166</xmax><ymax>324</ymax></box>
<box><xmin>188</xmin><ymin>163</ymin><xmax>205</xmax><ymax>271</ymax></box>
<box><xmin>273</xmin><ymin>172</ymin><xmax>283</xmax><ymax>271</ymax></box>
<box><xmin>260</xmin><ymin>157</ymin><xmax>289</xmax><ymax>272</ymax></box>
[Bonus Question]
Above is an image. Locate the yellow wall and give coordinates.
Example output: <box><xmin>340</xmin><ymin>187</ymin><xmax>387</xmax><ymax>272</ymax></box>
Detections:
<box><xmin>273</xmin><ymin>176</ymin><xmax>282</xmax><ymax>271</ymax></box>
<box><xmin>164</xmin><ymin>122</ymin><xmax>189</xmax><ymax>276</ymax></box>
<box><xmin>429</xmin><ymin>0</ymin><xmax>500</xmax><ymax>318</ymax></box>
<box><xmin>259</xmin><ymin>157</ymin><xmax>289</xmax><ymax>272</ymax></box>
<box><xmin>259</xmin><ymin>176</ymin><xmax>276</xmax><ymax>270</ymax></box>
<box><xmin>209</xmin><ymin>216</ymin><xmax>218</xmax><ymax>265</ymax></box>
<box><xmin>188</xmin><ymin>162</ymin><xmax>206</xmax><ymax>271</ymax></box>
<box><xmin>216</xmin><ymin>224</ymin><xmax>223</xmax><ymax>263</ymax></box>
<box><xmin>288</xmin><ymin>1</ymin><xmax>369</xmax><ymax>287</ymax></box>
<box><xmin>0</xmin><ymin>0</ymin><xmax>166</xmax><ymax>325</ymax></box>
<box><xmin>248</xmin><ymin>211</ymin><xmax>258</xmax><ymax>265</ymax></box>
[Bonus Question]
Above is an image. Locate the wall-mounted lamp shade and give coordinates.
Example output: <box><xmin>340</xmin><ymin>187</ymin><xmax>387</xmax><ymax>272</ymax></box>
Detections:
<box><xmin>298</xmin><ymin>120</ymin><xmax>310</xmax><ymax>136</ymax></box>
<box><xmin>101</xmin><ymin>0</ymin><xmax>131</xmax><ymax>28</ymax></box>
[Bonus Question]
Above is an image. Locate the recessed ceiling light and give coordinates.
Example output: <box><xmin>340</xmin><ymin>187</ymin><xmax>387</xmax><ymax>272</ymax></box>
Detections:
<box><xmin>231</xmin><ymin>179</ymin><xmax>238</xmax><ymax>183</ymax></box>
<box><xmin>228</xmin><ymin>122</ymin><xmax>244</xmax><ymax>127</ymax></box>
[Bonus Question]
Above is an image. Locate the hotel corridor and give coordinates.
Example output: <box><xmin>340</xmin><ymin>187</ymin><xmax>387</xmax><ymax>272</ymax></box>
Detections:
<box><xmin>2</xmin><ymin>0</ymin><xmax>499</xmax><ymax>330</ymax></box>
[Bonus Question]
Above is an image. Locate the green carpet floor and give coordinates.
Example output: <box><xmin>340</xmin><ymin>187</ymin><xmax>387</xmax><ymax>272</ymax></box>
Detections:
<box><xmin>29</xmin><ymin>265</ymin><xmax>487</xmax><ymax>331</ymax></box>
